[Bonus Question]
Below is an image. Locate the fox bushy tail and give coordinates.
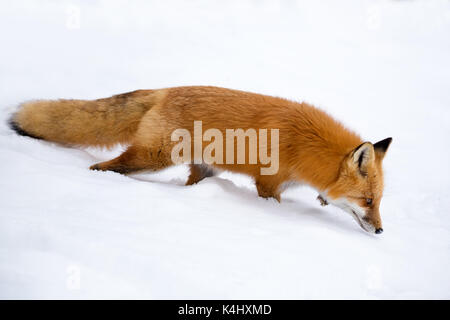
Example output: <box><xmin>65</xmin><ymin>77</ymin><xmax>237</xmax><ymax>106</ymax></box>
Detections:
<box><xmin>9</xmin><ymin>90</ymin><xmax>159</xmax><ymax>147</ymax></box>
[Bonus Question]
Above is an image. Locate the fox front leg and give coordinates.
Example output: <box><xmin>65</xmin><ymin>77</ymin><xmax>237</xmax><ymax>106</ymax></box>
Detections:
<box><xmin>317</xmin><ymin>194</ymin><xmax>329</xmax><ymax>206</ymax></box>
<box><xmin>255</xmin><ymin>179</ymin><xmax>281</xmax><ymax>203</ymax></box>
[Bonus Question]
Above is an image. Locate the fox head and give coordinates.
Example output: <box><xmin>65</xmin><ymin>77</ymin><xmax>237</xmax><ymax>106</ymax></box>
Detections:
<box><xmin>326</xmin><ymin>138</ymin><xmax>392</xmax><ymax>234</ymax></box>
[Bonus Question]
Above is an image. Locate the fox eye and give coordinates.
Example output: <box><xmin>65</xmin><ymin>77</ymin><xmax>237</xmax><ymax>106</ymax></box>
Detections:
<box><xmin>366</xmin><ymin>198</ymin><xmax>373</xmax><ymax>206</ymax></box>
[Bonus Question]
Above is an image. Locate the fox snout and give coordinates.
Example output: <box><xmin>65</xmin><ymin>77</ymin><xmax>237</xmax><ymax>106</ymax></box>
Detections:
<box><xmin>361</xmin><ymin>214</ymin><xmax>383</xmax><ymax>234</ymax></box>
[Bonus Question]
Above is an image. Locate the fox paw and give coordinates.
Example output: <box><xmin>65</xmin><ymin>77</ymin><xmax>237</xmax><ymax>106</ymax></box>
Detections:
<box><xmin>317</xmin><ymin>195</ymin><xmax>328</xmax><ymax>206</ymax></box>
<box><xmin>89</xmin><ymin>164</ymin><xmax>109</xmax><ymax>171</ymax></box>
<box><xmin>90</xmin><ymin>164</ymin><xmax>101</xmax><ymax>171</ymax></box>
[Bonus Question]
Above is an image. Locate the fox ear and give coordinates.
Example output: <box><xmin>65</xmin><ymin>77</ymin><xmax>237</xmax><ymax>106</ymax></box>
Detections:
<box><xmin>351</xmin><ymin>142</ymin><xmax>375</xmax><ymax>175</ymax></box>
<box><xmin>373</xmin><ymin>137</ymin><xmax>392</xmax><ymax>159</ymax></box>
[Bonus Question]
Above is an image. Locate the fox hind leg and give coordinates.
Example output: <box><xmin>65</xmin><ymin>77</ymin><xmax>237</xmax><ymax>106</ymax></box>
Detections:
<box><xmin>90</xmin><ymin>145</ymin><xmax>171</xmax><ymax>174</ymax></box>
<box><xmin>186</xmin><ymin>164</ymin><xmax>215</xmax><ymax>185</ymax></box>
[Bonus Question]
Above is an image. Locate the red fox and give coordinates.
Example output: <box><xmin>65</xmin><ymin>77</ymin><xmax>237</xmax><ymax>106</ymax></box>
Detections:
<box><xmin>9</xmin><ymin>86</ymin><xmax>392</xmax><ymax>234</ymax></box>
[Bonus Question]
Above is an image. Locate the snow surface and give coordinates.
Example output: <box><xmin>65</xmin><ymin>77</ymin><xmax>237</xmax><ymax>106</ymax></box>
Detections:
<box><xmin>1</xmin><ymin>0</ymin><xmax>449</xmax><ymax>299</ymax></box>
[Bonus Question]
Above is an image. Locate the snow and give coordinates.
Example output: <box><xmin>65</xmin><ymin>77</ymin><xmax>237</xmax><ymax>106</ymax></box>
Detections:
<box><xmin>1</xmin><ymin>0</ymin><xmax>449</xmax><ymax>299</ymax></box>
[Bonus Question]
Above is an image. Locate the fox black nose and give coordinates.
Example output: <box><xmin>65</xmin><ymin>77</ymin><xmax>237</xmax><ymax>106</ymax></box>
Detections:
<box><xmin>375</xmin><ymin>228</ymin><xmax>383</xmax><ymax>234</ymax></box>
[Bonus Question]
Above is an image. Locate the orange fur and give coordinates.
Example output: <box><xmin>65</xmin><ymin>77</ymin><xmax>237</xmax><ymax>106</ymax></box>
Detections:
<box><xmin>12</xmin><ymin>89</ymin><xmax>167</xmax><ymax>147</ymax></box>
<box><xmin>10</xmin><ymin>86</ymin><xmax>391</xmax><ymax>232</ymax></box>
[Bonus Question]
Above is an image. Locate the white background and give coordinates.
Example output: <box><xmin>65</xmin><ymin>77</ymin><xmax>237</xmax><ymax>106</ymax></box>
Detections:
<box><xmin>0</xmin><ymin>0</ymin><xmax>449</xmax><ymax>299</ymax></box>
